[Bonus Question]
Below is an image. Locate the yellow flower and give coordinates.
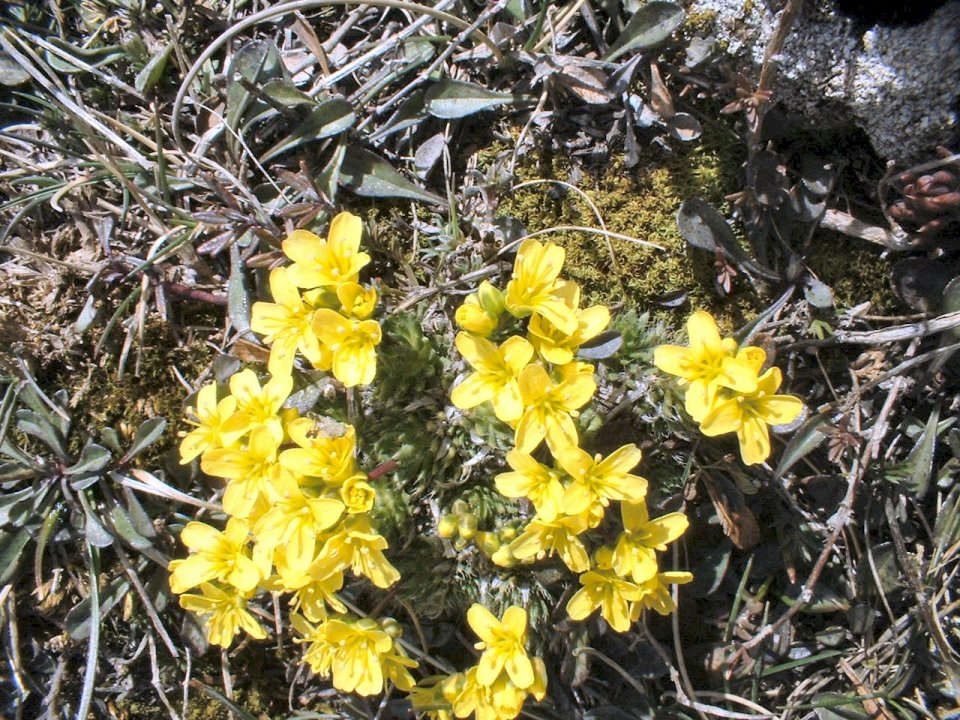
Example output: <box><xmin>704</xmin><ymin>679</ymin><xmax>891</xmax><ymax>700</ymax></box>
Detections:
<box><xmin>201</xmin><ymin>427</ymin><xmax>286</xmax><ymax>519</ymax></box>
<box><xmin>611</xmin><ymin>501</ymin><xmax>688</xmax><ymax>583</ymax></box>
<box><xmin>629</xmin><ymin>571</ymin><xmax>694</xmax><ymax>618</ymax></box>
<box><xmin>292</xmin><ymin>614</ymin><xmax>336</xmax><ymax>678</ymax></box>
<box><xmin>179</xmin><ymin>382</ymin><xmax>237</xmax><ymax>464</ymax></box>
<box><xmin>178</xmin><ymin>582</ymin><xmax>266</xmax><ymax>647</ymax></box>
<box><xmin>527</xmin><ymin>282</ymin><xmax>610</xmax><ymax>365</ymax></box>
<box><xmin>219</xmin><ymin>369</ymin><xmax>292</xmax><ymax>444</ymax></box>
<box><xmin>340</xmin><ymin>475</ymin><xmax>376</xmax><ymax>514</ymax></box>
<box><xmin>270</xmin><ymin>561</ymin><xmax>346</xmax><ymax>621</ymax></box>
<box><xmin>169</xmin><ymin>518</ymin><xmax>261</xmax><ymax>594</ymax></box>
<box><xmin>494</xmin><ymin>450</ymin><xmax>565</xmax><ymax>522</ymax></box>
<box><xmin>556</xmin><ymin>443</ymin><xmax>647</xmax><ymax>515</ymax></box>
<box><xmin>653</xmin><ymin>310</ymin><xmax>758</xmax><ymax>422</ymax></box>
<box><xmin>514</xmin><ymin>362</ymin><xmax>596</xmax><ymax>454</ymax></box>
<box><xmin>504</xmin><ymin>239</ymin><xmax>578</xmax><ymax>335</ymax></box>
<box><xmin>699</xmin><ymin>352</ymin><xmax>804</xmax><ymax>465</ymax></box>
<box><xmin>250</xmin><ymin>266</ymin><xmax>330</xmax><ymax>376</ymax></box>
<box><xmin>451</xmin><ymin>333</ymin><xmax>533</xmax><ymax>423</ymax></box>
<box><xmin>455</xmin><ymin>281</ymin><xmax>504</xmax><ymax>336</ymax></box>
<box><xmin>283</xmin><ymin>211</ymin><xmax>370</xmax><ymax>289</ymax></box>
<box><xmin>336</xmin><ymin>281</ymin><xmax>378</xmax><ymax>320</ymax></box>
<box><xmin>467</xmin><ymin>604</ymin><xmax>535</xmax><ymax>688</ymax></box>
<box><xmin>324</xmin><ymin>617</ymin><xmax>394</xmax><ymax>696</ymax></box>
<box><xmin>566</xmin><ymin>548</ymin><xmax>642</xmax><ymax>632</ymax></box>
<box><xmin>279</xmin><ymin>418</ymin><xmax>360</xmax><ymax>488</ymax></box>
<box><xmin>312</xmin><ymin>308</ymin><xmax>382</xmax><ymax>387</ymax></box>
<box><xmin>443</xmin><ymin>666</ymin><xmax>519</xmax><ymax>720</ymax></box>
<box><xmin>411</xmin><ymin>676</ymin><xmax>455</xmax><ymax>720</ymax></box>
<box><xmin>508</xmin><ymin>514</ymin><xmax>590</xmax><ymax>572</ymax></box>
<box><xmin>253</xmin><ymin>483</ymin><xmax>345</xmax><ymax>573</ymax></box>
<box><xmin>313</xmin><ymin>514</ymin><xmax>400</xmax><ymax>588</ymax></box>
<box><xmin>297</xmin><ymin>615</ymin><xmax>417</xmax><ymax>697</ymax></box>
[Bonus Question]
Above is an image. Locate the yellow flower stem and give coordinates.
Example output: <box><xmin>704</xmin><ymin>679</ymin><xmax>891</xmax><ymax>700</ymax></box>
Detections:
<box><xmin>346</xmin><ymin>386</ymin><xmax>356</xmax><ymax>426</ymax></box>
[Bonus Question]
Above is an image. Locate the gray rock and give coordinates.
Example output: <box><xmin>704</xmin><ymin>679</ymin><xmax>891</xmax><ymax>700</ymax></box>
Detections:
<box><xmin>688</xmin><ymin>0</ymin><xmax>960</xmax><ymax>164</ymax></box>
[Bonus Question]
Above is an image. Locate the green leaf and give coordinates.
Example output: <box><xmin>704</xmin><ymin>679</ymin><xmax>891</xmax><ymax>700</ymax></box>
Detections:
<box><xmin>317</xmin><ymin>142</ymin><xmax>346</xmax><ymax>204</ymax></box>
<box><xmin>424</xmin><ymin>79</ymin><xmax>523</xmax><ymax>119</ymax></box>
<box><xmin>677</xmin><ymin>197</ymin><xmax>780</xmax><ymax>280</ymax></box>
<box><xmin>65</xmin><ymin>573</ymin><xmax>131</xmax><ymax>641</ymax></box>
<box><xmin>85</xmin><ymin>509</ymin><xmax>115</xmax><ymax>547</ymax></box>
<box><xmin>122</xmin><ymin>417</ymin><xmax>167</xmax><ymax>462</ymax></box>
<box><xmin>773</xmin><ymin>412</ymin><xmax>829</xmax><ymax>481</ymax></box>
<box><xmin>259</xmin><ymin>98</ymin><xmax>356</xmax><ymax>162</ymax></box>
<box><xmin>260</xmin><ymin>78</ymin><xmax>315</xmax><ymax>107</ymax></box>
<box><xmin>370</xmin><ymin>88</ymin><xmax>428</xmax><ymax>141</ymax></box>
<box><xmin>226</xmin><ymin>40</ymin><xmax>284</xmax><ymax>149</ymax></box>
<box><xmin>0</xmin><ymin>528</ymin><xmax>30</xmax><ymax>584</ymax></box>
<box><xmin>905</xmin><ymin>405</ymin><xmax>941</xmax><ymax>497</ymax></box>
<box><xmin>0</xmin><ymin>486</ymin><xmax>44</xmax><ymax>527</ymax></box>
<box><xmin>577</xmin><ymin>331</ymin><xmax>623</xmax><ymax>359</ymax></box>
<box><xmin>16</xmin><ymin>409</ymin><xmax>68</xmax><ymax>460</ymax></box>
<box><xmin>340</xmin><ymin>147</ymin><xmax>444</xmax><ymax>205</ymax></box>
<box><xmin>65</xmin><ymin>443</ymin><xmax>112</xmax><ymax>476</ymax></box>
<box><xmin>0</xmin><ymin>52</ymin><xmax>30</xmax><ymax>86</ymax></box>
<box><xmin>42</xmin><ymin>40</ymin><xmax>126</xmax><ymax>73</ymax></box>
<box><xmin>106</xmin><ymin>503</ymin><xmax>153</xmax><ymax>551</ymax></box>
<box><xmin>134</xmin><ymin>44</ymin><xmax>173</xmax><ymax>93</ymax></box>
<box><xmin>0</xmin><ymin>461</ymin><xmax>38</xmax><ymax>482</ymax></box>
<box><xmin>603</xmin><ymin>2</ymin><xmax>685</xmax><ymax>62</ymax></box>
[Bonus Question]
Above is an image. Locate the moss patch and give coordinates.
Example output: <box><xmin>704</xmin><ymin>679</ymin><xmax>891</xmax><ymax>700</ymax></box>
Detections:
<box><xmin>495</xmin><ymin>121</ymin><xmax>767</xmax><ymax>330</ymax></box>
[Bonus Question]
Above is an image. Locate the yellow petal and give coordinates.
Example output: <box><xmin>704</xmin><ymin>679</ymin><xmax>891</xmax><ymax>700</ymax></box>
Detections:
<box><xmin>758</xmin><ymin>395</ymin><xmax>804</xmax><ymax>425</ymax></box>
<box><xmin>719</xmin><ymin>357</ymin><xmax>760</xmax><ymax>393</ymax></box>
<box><xmin>466</xmin><ymin>604</ymin><xmax>498</xmax><ymax>644</ymax></box>
<box><xmin>653</xmin><ymin>345</ymin><xmax>692</xmax><ymax>378</ymax></box>
<box><xmin>282</xmin><ymin>229</ymin><xmax>323</xmax><ymax>265</ymax></box>
<box><xmin>501</xmin><ymin>606</ymin><xmax>527</xmax><ymax>637</ymax></box>
<box><xmin>687</xmin><ymin>310</ymin><xmax>722</xmax><ymax>354</ymax></box>
<box><xmin>451</xmin><ymin>373</ymin><xmax>495</xmax><ymax>410</ymax></box>
<box><xmin>505</xmin><ymin>652</ymin><xmax>534</xmax><ymax>689</ymax></box>
<box><xmin>492</xmin><ymin>381</ymin><xmax>524</xmax><ymax>422</ymax></box>
<box><xmin>227</xmin><ymin>554</ymin><xmax>261</xmax><ymax>593</ymax></box>
<box><xmin>699</xmin><ymin>398</ymin><xmax>742</xmax><ymax>436</ymax></box>
<box><xmin>514</xmin><ymin>408</ymin><xmax>546</xmax><ymax>454</ymax></box>
<box><xmin>737</xmin><ymin>415</ymin><xmax>770</xmax><ymax>465</ymax></box>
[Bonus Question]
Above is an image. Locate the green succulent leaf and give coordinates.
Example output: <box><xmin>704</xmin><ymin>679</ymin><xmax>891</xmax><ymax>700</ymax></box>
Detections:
<box><xmin>66</xmin><ymin>443</ymin><xmax>112</xmax><ymax>476</ymax></box>
<box><xmin>603</xmin><ymin>2</ymin><xmax>685</xmax><ymax>62</ymax></box>
<box><xmin>0</xmin><ymin>528</ymin><xmax>31</xmax><ymax>584</ymax></box>
<box><xmin>340</xmin><ymin>147</ymin><xmax>444</xmax><ymax>205</ymax></box>
<box><xmin>424</xmin><ymin>78</ymin><xmax>525</xmax><ymax>119</ymax></box>
<box><xmin>123</xmin><ymin>418</ymin><xmax>167</xmax><ymax>462</ymax></box>
<box><xmin>260</xmin><ymin>98</ymin><xmax>356</xmax><ymax>162</ymax></box>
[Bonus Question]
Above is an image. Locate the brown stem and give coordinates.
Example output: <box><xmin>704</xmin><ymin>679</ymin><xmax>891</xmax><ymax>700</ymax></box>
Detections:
<box><xmin>164</xmin><ymin>282</ymin><xmax>228</xmax><ymax>306</ymax></box>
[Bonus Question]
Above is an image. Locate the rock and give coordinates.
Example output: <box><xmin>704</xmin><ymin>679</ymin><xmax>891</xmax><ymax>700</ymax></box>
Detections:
<box><xmin>687</xmin><ymin>0</ymin><xmax>960</xmax><ymax>165</ymax></box>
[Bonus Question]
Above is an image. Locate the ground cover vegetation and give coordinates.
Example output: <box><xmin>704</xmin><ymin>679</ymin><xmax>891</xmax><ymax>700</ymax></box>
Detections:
<box><xmin>1</xmin><ymin>0</ymin><xmax>959</xmax><ymax>719</ymax></box>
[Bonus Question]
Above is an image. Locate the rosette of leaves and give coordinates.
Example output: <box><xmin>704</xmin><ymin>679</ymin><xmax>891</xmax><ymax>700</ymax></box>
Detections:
<box><xmin>0</xmin><ymin>375</ymin><xmax>172</xmax><ymax>716</ymax></box>
<box><xmin>0</xmin><ymin>382</ymin><xmax>168</xmax><ymax>586</ymax></box>
<box><xmin>888</xmin><ymin>151</ymin><xmax>960</xmax><ymax>249</ymax></box>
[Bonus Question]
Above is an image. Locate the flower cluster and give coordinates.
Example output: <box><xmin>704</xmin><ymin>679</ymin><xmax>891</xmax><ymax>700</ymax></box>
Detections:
<box><xmin>171</xmin><ymin>212</ymin><xmax>416</xmax><ymax>697</ymax></box>
<box><xmin>450</xmin><ymin>239</ymin><xmax>692</xmax><ymax>640</ymax></box>
<box><xmin>251</xmin><ymin>211</ymin><xmax>381</xmax><ymax>386</ymax></box>
<box><xmin>653</xmin><ymin>311</ymin><xmax>803</xmax><ymax>465</ymax></box>
<box><xmin>411</xmin><ymin>605</ymin><xmax>546</xmax><ymax>720</ymax></box>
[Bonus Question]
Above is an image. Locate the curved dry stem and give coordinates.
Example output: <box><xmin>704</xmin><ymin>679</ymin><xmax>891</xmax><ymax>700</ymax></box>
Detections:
<box><xmin>171</xmin><ymin>0</ymin><xmax>505</xmax><ymax>157</ymax></box>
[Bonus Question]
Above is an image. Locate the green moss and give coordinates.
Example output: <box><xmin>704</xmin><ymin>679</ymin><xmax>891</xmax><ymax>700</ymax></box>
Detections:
<box><xmin>495</xmin><ymin>121</ymin><xmax>763</xmax><ymax>329</ymax></box>
<box><xmin>804</xmin><ymin>230</ymin><xmax>896</xmax><ymax>313</ymax></box>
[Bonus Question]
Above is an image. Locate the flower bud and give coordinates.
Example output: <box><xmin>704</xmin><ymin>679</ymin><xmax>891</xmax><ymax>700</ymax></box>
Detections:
<box><xmin>457</xmin><ymin>513</ymin><xmax>478</xmax><ymax>540</ymax></box>
<box><xmin>378</xmin><ymin>617</ymin><xmax>402</xmax><ymax>639</ymax></box>
<box><xmin>437</xmin><ymin>514</ymin><xmax>459</xmax><ymax>538</ymax></box>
